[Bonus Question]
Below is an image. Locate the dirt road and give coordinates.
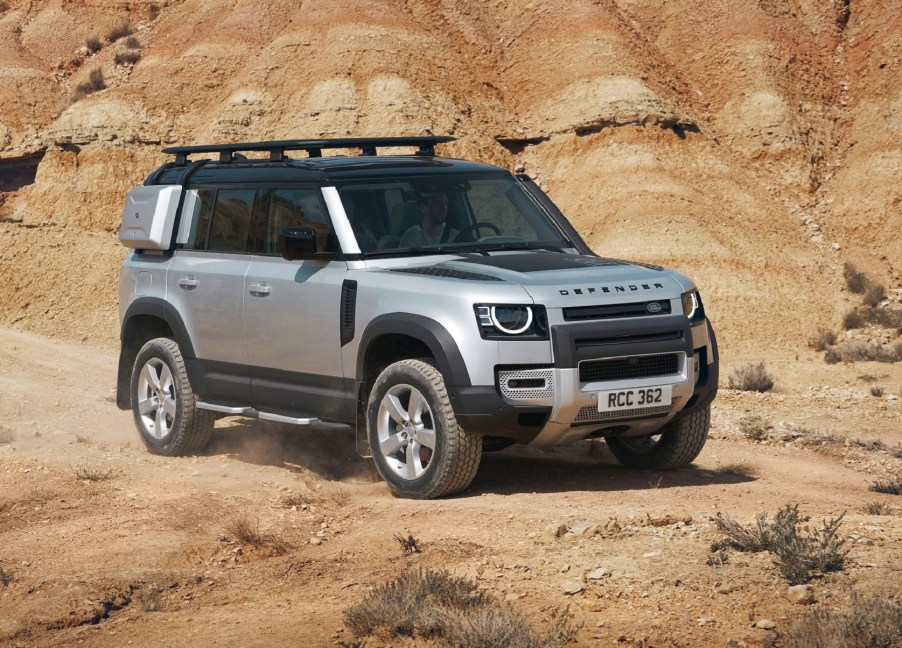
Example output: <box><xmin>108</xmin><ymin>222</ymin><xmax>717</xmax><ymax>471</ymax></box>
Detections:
<box><xmin>1</xmin><ymin>327</ymin><xmax>900</xmax><ymax>647</ymax></box>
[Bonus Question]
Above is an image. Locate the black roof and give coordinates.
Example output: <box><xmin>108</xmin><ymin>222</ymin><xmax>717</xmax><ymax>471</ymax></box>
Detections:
<box><xmin>146</xmin><ymin>136</ymin><xmax>506</xmax><ymax>186</ymax></box>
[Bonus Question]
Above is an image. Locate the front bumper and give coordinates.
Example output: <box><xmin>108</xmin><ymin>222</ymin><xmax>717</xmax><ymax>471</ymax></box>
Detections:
<box><xmin>452</xmin><ymin>319</ymin><xmax>718</xmax><ymax>446</ymax></box>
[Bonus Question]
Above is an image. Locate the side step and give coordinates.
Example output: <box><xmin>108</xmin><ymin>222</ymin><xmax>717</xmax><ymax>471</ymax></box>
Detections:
<box><xmin>196</xmin><ymin>402</ymin><xmax>320</xmax><ymax>426</ymax></box>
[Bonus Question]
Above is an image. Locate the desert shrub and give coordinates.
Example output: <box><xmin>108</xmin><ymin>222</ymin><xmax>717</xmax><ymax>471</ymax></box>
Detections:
<box><xmin>785</xmin><ymin>594</ymin><xmax>902</xmax><ymax>648</ymax></box>
<box><xmin>843</xmin><ymin>309</ymin><xmax>865</xmax><ymax>330</ymax></box>
<box><xmin>125</xmin><ymin>36</ymin><xmax>141</xmax><ymax>49</ymax></box>
<box><xmin>86</xmin><ymin>36</ymin><xmax>102</xmax><ymax>53</ymax></box>
<box><xmin>870</xmin><ymin>385</ymin><xmax>884</xmax><ymax>397</ymax></box>
<box><xmin>0</xmin><ymin>426</ymin><xmax>13</xmax><ymax>444</ymax></box>
<box><xmin>843</xmin><ymin>262</ymin><xmax>869</xmax><ymax>294</ymax></box>
<box><xmin>728</xmin><ymin>362</ymin><xmax>774</xmax><ymax>392</ymax></box>
<box><xmin>825</xmin><ymin>342</ymin><xmax>902</xmax><ymax>364</ymax></box>
<box><xmin>870</xmin><ymin>477</ymin><xmax>902</xmax><ymax>496</ymax></box>
<box><xmin>106</xmin><ymin>22</ymin><xmax>133</xmax><ymax>42</ymax></box>
<box><xmin>73</xmin><ymin>68</ymin><xmax>105</xmax><ymax>99</ymax></box>
<box><xmin>738</xmin><ymin>415</ymin><xmax>771</xmax><ymax>441</ymax></box>
<box><xmin>114</xmin><ymin>51</ymin><xmax>141</xmax><ymax>66</ymax></box>
<box><xmin>865</xmin><ymin>308</ymin><xmax>902</xmax><ymax>328</ymax></box>
<box><xmin>0</xmin><ymin>2</ymin><xmax>9</xmax><ymax>13</ymax></box>
<box><xmin>0</xmin><ymin>565</ymin><xmax>11</xmax><ymax>587</ymax></box>
<box><xmin>863</xmin><ymin>284</ymin><xmax>886</xmax><ymax>308</ymax></box>
<box><xmin>225</xmin><ymin>515</ymin><xmax>290</xmax><ymax>555</ymax></box>
<box><xmin>711</xmin><ymin>504</ymin><xmax>849</xmax><ymax>584</ymax></box>
<box><xmin>148</xmin><ymin>3</ymin><xmax>160</xmax><ymax>20</ymax></box>
<box><xmin>344</xmin><ymin>568</ymin><xmax>579</xmax><ymax>647</ymax></box>
<box><xmin>809</xmin><ymin>328</ymin><xmax>837</xmax><ymax>352</ymax></box>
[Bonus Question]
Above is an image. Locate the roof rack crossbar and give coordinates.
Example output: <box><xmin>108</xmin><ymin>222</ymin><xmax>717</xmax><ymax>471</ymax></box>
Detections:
<box><xmin>162</xmin><ymin>136</ymin><xmax>455</xmax><ymax>164</ymax></box>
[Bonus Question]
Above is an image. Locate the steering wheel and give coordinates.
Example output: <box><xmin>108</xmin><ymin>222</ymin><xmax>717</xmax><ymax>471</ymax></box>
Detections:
<box><xmin>453</xmin><ymin>221</ymin><xmax>502</xmax><ymax>242</ymax></box>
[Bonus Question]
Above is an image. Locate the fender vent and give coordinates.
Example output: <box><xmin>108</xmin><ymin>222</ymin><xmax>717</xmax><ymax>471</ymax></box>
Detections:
<box><xmin>340</xmin><ymin>280</ymin><xmax>357</xmax><ymax>346</ymax></box>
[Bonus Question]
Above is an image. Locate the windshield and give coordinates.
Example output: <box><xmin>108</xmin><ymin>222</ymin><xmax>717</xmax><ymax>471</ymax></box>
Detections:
<box><xmin>335</xmin><ymin>174</ymin><xmax>571</xmax><ymax>255</ymax></box>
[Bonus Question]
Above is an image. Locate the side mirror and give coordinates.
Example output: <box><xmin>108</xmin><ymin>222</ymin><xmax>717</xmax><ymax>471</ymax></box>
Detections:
<box><xmin>278</xmin><ymin>227</ymin><xmax>335</xmax><ymax>261</ymax></box>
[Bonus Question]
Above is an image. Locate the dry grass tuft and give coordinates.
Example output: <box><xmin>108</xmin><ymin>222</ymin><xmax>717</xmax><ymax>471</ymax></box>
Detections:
<box><xmin>85</xmin><ymin>36</ymin><xmax>102</xmax><ymax>53</ymax></box>
<box><xmin>0</xmin><ymin>565</ymin><xmax>11</xmax><ymax>587</ymax></box>
<box><xmin>344</xmin><ymin>568</ymin><xmax>579</xmax><ymax>647</ymax></box>
<box><xmin>225</xmin><ymin>515</ymin><xmax>290</xmax><ymax>555</ymax></box>
<box><xmin>861</xmin><ymin>501</ymin><xmax>892</xmax><ymax>515</ymax></box>
<box><xmin>114</xmin><ymin>51</ymin><xmax>141</xmax><ymax>66</ymax></box>
<box><xmin>738</xmin><ymin>415</ymin><xmax>771</xmax><ymax>440</ymax></box>
<box><xmin>73</xmin><ymin>68</ymin><xmax>105</xmax><ymax>100</ymax></box>
<box><xmin>808</xmin><ymin>328</ymin><xmax>837</xmax><ymax>352</ymax></box>
<box><xmin>843</xmin><ymin>262</ymin><xmax>869</xmax><ymax>294</ymax></box>
<box><xmin>106</xmin><ymin>22</ymin><xmax>133</xmax><ymax>42</ymax></box>
<box><xmin>395</xmin><ymin>533</ymin><xmax>421</xmax><ymax>555</ymax></box>
<box><xmin>785</xmin><ymin>594</ymin><xmax>902</xmax><ymax>648</ymax></box>
<box><xmin>71</xmin><ymin>463</ymin><xmax>114</xmax><ymax>482</ymax></box>
<box><xmin>711</xmin><ymin>504</ymin><xmax>849</xmax><ymax>584</ymax></box>
<box><xmin>728</xmin><ymin>362</ymin><xmax>774</xmax><ymax>392</ymax></box>
<box><xmin>717</xmin><ymin>462</ymin><xmax>758</xmax><ymax>478</ymax></box>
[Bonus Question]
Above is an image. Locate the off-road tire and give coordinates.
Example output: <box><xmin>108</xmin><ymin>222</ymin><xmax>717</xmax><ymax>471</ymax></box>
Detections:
<box><xmin>366</xmin><ymin>359</ymin><xmax>481</xmax><ymax>499</ymax></box>
<box><xmin>130</xmin><ymin>337</ymin><xmax>215</xmax><ymax>456</ymax></box>
<box><xmin>605</xmin><ymin>404</ymin><xmax>710</xmax><ymax>470</ymax></box>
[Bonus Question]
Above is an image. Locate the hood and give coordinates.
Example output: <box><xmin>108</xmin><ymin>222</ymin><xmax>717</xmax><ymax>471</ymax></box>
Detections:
<box><xmin>435</xmin><ymin>252</ymin><xmax>690</xmax><ymax>305</ymax></box>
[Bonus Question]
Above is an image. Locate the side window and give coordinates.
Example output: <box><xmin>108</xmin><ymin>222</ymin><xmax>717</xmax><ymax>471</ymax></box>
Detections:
<box><xmin>186</xmin><ymin>189</ymin><xmax>215</xmax><ymax>250</ymax></box>
<box><xmin>264</xmin><ymin>188</ymin><xmax>332</xmax><ymax>255</ymax></box>
<box><xmin>208</xmin><ymin>189</ymin><xmax>256</xmax><ymax>253</ymax></box>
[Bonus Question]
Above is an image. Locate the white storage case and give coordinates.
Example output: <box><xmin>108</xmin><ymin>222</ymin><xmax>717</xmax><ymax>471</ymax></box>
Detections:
<box><xmin>118</xmin><ymin>185</ymin><xmax>183</xmax><ymax>250</ymax></box>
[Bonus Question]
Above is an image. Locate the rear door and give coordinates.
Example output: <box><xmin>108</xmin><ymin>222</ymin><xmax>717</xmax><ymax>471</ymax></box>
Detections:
<box><xmin>243</xmin><ymin>187</ymin><xmax>351</xmax><ymax>420</ymax></box>
<box><xmin>166</xmin><ymin>187</ymin><xmax>256</xmax><ymax>404</ymax></box>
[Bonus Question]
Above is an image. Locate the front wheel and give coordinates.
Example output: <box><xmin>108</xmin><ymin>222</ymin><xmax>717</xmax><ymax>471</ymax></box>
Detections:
<box><xmin>130</xmin><ymin>337</ymin><xmax>215</xmax><ymax>456</ymax></box>
<box><xmin>605</xmin><ymin>405</ymin><xmax>710</xmax><ymax>470</ymax></box>
<box><xmin>366</xmin><ymin>360</ymin><xmax>481</xmax><ymax>499</ymax></box>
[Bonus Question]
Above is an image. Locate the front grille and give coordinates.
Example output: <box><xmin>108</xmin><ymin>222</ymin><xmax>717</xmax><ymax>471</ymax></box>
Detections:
<box><xmin>574</xmin><ymin>401</ymin><xmax>673</xmax><ymax>424</ymax></box>
<box><xmin>563</xmin><ymin>300</ymin><xmax>671</xmax><ymax>321</ymax></box>
<box><xmin>579</xmin><ymin>353</ymin><xmax>680</xmax><ymax>383</ymax></box>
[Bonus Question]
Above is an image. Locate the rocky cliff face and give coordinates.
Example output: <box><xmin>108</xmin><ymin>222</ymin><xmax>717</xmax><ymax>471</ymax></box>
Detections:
<box><xmin>0</xmin><ymin>0</ymin><xmax>898</xmax><ymax>356</ymax></box>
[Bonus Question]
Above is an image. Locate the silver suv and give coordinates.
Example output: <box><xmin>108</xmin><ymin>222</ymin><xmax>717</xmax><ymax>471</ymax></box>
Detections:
<box><xmin>117</xmin><ymin>136</ymin><xmax>718</xmax><ymax>498</ymax></box>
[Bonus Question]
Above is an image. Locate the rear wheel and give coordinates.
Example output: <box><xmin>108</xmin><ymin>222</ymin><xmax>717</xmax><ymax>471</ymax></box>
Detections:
<box><xmin>605</xmin><ymin>405</ymin><xmax>710</xmax><ymax>469</ymax></box>
<box><xmin>367</xmin><ymin>359</ymin><xmax>481</xmax><ymax>499</ymax></box>
<box><xmin>130</xmin><ymin>337</ymin><xmax>214</xmax><ymax>455</ymax></box>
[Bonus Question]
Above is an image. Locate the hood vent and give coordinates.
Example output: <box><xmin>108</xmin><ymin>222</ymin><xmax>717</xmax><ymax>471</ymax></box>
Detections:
<box><xmin>392</xmin><ymin>267</ymin><xmax>502</xmax><ymax>281</ymax></box>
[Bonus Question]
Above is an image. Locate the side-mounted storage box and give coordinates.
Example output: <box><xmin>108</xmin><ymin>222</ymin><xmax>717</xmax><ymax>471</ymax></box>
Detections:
<box><xmin>118</xmin><ymin>185</ymin><xmax>183</xmax><ymax>250</ymax></box>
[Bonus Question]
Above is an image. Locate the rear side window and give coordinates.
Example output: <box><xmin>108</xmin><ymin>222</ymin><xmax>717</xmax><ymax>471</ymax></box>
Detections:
<box><xmin>208</xmin><ymin>189</ymin><xmax>256</xmax><ymax>253</ymax></box>
<box><xmin>185</xmin><ymin>189</ymin><xmax>215</xmax><ymax>250</ymax></box>
<box><xmin>263</xmin><ymin>188</ymin><xmax>332</xmax><ymax>255</ymax></box>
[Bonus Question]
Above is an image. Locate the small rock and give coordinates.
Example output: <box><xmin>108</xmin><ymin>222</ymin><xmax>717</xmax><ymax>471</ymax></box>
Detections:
<box><xmin>544</xmin><ymin>522</ymin><xmax>568</xmax><ymax>539</ymax></box>
<box><xmin>715</xmin><ymin>582</ymin><xmax>736</xmax><ymax>594</ymax></box>
<box><xmin>788</xmin><ymin>584</ymin><xmax>815</xmax><ymax>605</ymax></box>
<box><xmin>755</xmin><ymin>619</ymin><xmax>777</xmax><ymax>630</ymax></box>
<box><xmin>642</xmin><ymin>551</ymin><xmax>661</xmax><ymax>559</ymax></box>
<box><xmin>562</xmin><ymin>580</ymin><xmax>584</xmax><ymax>595</ymax></box>
<box><xmin>586</xmin><ymin>568</ymin><xmax>608</xmax><ymax>581</ymax></box>
<box><xmin>309</xmin><ymin>536</ymin><xmax>323</xmax><ymax>546</ymax></box>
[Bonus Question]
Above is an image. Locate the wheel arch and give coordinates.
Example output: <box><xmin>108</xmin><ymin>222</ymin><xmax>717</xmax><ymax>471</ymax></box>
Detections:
<box><xmin>117</xmin><ymin>299</ymin><xmax>195</xmax><ymax>410</ymax></box>
<box><xmin>356</xmin><ymin>314</ymin><xmax>472</xmax><ymax>393</ymax></box>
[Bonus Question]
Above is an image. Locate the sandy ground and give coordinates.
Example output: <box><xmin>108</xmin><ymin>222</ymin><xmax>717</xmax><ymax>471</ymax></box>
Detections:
<box><xmin>1</xmin><ymin>326</ymin><xmax>900</xmax><ymax>647</ymax></box>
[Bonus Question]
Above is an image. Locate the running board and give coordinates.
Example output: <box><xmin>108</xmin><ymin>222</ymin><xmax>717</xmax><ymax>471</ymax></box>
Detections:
<box><xmin>196</xmin><ymin>402</ymin><xmax>320</xmax><ymax>425</ymax></box>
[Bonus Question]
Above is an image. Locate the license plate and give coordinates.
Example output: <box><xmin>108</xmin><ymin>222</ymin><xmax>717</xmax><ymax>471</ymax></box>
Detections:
<box><xmin>597</xmin><ymin>385</ymin><xmax>672</xmax><ymax>412</ymax></box>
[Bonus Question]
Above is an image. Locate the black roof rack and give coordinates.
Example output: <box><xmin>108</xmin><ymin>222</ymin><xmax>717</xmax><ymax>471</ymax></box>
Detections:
<box><xmin>162</xmin><ymin>136</ymin><xmax>456</xmax><ymax>165</ymax></box>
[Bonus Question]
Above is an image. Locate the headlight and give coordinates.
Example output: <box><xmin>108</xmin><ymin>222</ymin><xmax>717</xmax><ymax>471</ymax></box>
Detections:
<box><xmin>475</xmin><ymin>304</ymin><xmax>548</xmax><ymax>339</ymax></box>
<box><xmin>681</xmin><ymin>291</ymin><xmax>705</xmax><ymax>323</ymax></box>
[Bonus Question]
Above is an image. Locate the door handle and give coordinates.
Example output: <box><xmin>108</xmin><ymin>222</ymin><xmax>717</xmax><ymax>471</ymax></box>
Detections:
<box><xmin>178</xmin><ymin>276</ymin><xmax>198</xmax><ymax>289</ymax></box>
<box><xmin>248</xmin><ymin>282</ymin><xmax>272</xmax><ymax>297</ymax></box>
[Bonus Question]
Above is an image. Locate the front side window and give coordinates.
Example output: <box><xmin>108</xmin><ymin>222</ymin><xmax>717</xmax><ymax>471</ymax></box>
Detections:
<box><xmin>263</xmin><ymin>188</ymin><xmax>332</xmax><ymax>255</ymax></box>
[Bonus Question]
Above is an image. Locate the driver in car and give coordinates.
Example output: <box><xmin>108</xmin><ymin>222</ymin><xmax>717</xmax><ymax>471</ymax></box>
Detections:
<box><xmin>400</xmin><ymin>192</ymin><xmax>458</xmax><ymax>247</ymax></box>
